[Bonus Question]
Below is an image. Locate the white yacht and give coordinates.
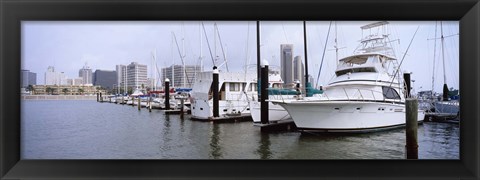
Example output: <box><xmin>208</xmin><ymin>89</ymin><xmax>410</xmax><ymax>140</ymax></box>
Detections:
<box><xmin>190</xmin><ymin>70</ymin><xmax>258</xmax><ymax>120</ymax></box>
<box><xmin>271</xmin><ymin>21</ymin><xmax>425</xmax><ymax>132</ymax></box>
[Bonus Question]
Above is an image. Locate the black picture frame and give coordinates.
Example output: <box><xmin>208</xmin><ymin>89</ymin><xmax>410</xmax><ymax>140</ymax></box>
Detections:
<box><xmin>1</xmin><ymin>0</ymin><xmax>478</xmax><ymax>179</ymax></box>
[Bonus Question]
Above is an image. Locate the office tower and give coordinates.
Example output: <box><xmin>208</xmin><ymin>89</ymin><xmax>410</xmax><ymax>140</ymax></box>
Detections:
<box><xmin>280</xmin><ymin>44</ymin><xmax>294</xmax><ymax>85</ymax></box>
<box><xmin>44</xmin><ymin>66</ymin><xmax>57</xmax><ymax>85</ymax></box>
<box><xmin>21</xmin><ymin>69</ymin><xmax>37</xmax><ymax>88</ymax></box>
<box><xmin>126</xmin><ymin>62</ymin><xmax>148</xmax><ymax>89</ymax></box>
<box><xmin>79</xmin><ymin>63</ymin><xmax>93</xmax><ymax>85</ymax></box>
<box><xmin>94</xmin><ymin>69</ymin><xmax>117</xmax><ymax>91</ymax></box>
<box><xmin>293</xmin><ymin>56</ymin><xmax>305</xmax><ymax>85</ymax></box>
<box><xmin>161</xmin><ymin>65</ymin><xmax>201</xmax><ymax>88</ymax></box>
<box><xmin>116</xmin><ymin>65</ymin><xmax>127</xmax><ymax>93</ymax></box>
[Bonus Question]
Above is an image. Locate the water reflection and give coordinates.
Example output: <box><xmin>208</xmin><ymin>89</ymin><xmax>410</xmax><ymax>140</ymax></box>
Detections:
<box><xmin>209</xmin><ymin>123</ymin><xmax>222</xmax><ymax>159</ymax></box>
<box><xmin>256</xmin><ymin>133</ymin><xmax>272</xmax><ymax>159</ymax></box>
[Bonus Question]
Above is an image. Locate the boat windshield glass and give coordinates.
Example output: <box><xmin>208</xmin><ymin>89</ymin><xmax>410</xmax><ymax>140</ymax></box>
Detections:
<box><xmin>382</xmin><ymin>86</ymin><xmax>401</xmax><ymax>99</ymax></box>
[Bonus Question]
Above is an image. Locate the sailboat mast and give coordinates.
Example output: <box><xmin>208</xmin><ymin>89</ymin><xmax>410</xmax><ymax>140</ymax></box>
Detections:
<box><xmin>440</xmin><ymin>21</ymin><xmax>449</xmax><ymax>101</ymax></box>
<box><xmin>335</xmin><ymin>21</ymin><xmax>339</xmax><ymax>65</ymax></box>
<box><xmin>303</xmin><ymin>21</ymin><xmax>309</xmax><ymax>96</ymax></box>
<box><xmin>431</xmin><ymin>21</ymin><xmax>438</xmax><ymax>96</ymax></box>
<box><xmin>183</xmin><ymin>24</ymin><xmax>187</xmax><ymax>88</ymax></box>
<box><xmin>200</xmin><ymin>22</ymin><xmax>203</xmax><ymax>72</ymax></box>
<box><xmin>440</xmin><ymin>21</ymin><xmax>447</xmax><ymax>86</ymax></box>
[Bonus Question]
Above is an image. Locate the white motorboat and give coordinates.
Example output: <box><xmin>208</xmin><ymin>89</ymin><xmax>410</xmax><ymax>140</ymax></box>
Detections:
<box><xmin>271</xmin><ymin>21</ymin><xmax>424</xmax><ymax>132</ymax></box>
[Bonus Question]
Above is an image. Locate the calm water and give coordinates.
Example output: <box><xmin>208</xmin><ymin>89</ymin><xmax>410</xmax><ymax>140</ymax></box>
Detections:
<box><xmin>21</xmin><ymin>100</ymin><xmax>459</xmax><ymax>159</ymax></box>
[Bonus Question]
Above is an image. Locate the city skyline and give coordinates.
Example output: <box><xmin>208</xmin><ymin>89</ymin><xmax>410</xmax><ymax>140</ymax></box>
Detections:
<box><xmin>22</xmin><ymin>21</ymin><xmax>459</xmax><ymax>93</ymax></box>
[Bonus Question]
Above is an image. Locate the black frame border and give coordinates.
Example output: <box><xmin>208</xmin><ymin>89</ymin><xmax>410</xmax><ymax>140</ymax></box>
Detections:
<box><xmin>1</xmin><ymin>0</ymin><xmax>479</xmax><ymax>179</ymax></box>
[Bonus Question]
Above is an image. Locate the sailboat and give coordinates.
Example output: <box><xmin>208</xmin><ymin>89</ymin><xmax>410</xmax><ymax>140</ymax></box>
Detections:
<box><xmin>271</xmin><ymin>21</ymin><xmax>425</xmax><ymax>132</ymax></box>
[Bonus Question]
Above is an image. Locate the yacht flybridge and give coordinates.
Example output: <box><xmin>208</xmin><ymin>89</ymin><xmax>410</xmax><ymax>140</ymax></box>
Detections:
<box><xmin>271</xmin><ymin>21</ymin><xmax>425</xmax><ymax>132</ymax></box>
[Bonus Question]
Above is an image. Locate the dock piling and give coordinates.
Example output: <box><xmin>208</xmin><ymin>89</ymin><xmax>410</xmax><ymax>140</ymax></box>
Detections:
<box><xmin>260</xmin><ymin>60</ymin><xmax>269</xmax><ymax>124</ymax></box>
<box><xmin>213</xmin><ymin>66</ymin><xmax>219</xmax><ymax>117</ymax></box>
<box><xmin>165</xmin><ymin>78</ymin><xmax>170</xmax><ymax>110</ymax></box>
<box><xmin>180</xmin><ymin>98</ymin><xmax>185</xmax><ymax>119</ymax></box>
<box><xmin>138</xmin><ymin>97</ymin><xmax>141</xmax><ymax>111</ymax></box>
<box><xmin>149</xmin><ymin>94</ymin><xmax>152</xmax><ymax>112</ymax></box>
<box><xmin>406</xmin><ymin>98</ymin><xmax>418</xmax><ymax>159</ymax></box>
<box><xmin>403</xmin><ymin>72</ymin><xmax>411</xmax><ymax>98</ymax></box>
<box><xmin>96</xmin><ymin>93</ymin><xmax>99</xmax><ymax>102</ymax></box>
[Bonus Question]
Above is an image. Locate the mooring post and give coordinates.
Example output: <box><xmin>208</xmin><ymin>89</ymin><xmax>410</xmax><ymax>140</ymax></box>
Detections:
<box><xmin>138</xmin><ymin>96</ymin><xmax>141</xmax><ymax>111</ymax></box>
<box><xmin>180</xmin><ymin>97</ymin><xmax>185</xmax><ymax>119</ymax></box>
<box><xmin>165</xmin><ymin>78</ymin><xmax>170</xmax><ymax>110</ymax></box>
<box><xmin>403</xmin><ymin>72</ymin><xmax>411</xmax><ymax>98</ymax></box>
<box><xmin>96</xmin><ymin>93</ymin><xmax>99</xmax><ymax>102</ymax></box>
<box><xmin>212</xmin><ymin>66</ymin><xmax>219</xmax><ymax>118</ymax></box>
<box><xmin>100</xmin><ymin>93</ymin><xmax>103</xmax><ymax>102</ymax></box>
<box><xmin>406</xmin><ymin>98</ymin><xmax>418</xmax><ymax>159</ymax></box>
<box><xmin>149</xmin><ymin>94</ymin><xmax>152</xmax><ymax>112</ymax></box>
<box><xmin>260</xmin><ymin>60</ymin><xmax>269</xmax><ymax>124</ymax></box>
<box><xmin>122</xmin><ymin>96</ymin><xmax>124</xmax><ymax>105</ymax></box>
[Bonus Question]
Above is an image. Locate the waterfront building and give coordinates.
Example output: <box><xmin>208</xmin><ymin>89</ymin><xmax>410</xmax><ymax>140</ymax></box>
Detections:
<box><xmin>280</xmin><ymin>44</ymin><xmax>294</xmax><ymax>85</ymax></box>
<box><xmin>79</xmin><ymin>63</ymin><xmax>93</xmax><ymax>85</ymax></box>
<box><xmin>31</xmin><ymin>84</ymin><xmax>104</xmax><ymax>95</ymax></box>
<box><xmin>126</xmin><ymin>62</ymin><xmax>148</xmax><ymax>89</ymax></box>
<box><xmin>293</xmin><ymin>56</ymin><xmax>305</xmax><ymax>85</ymax></box>
<box><xmin>93</xmin><ymin>69</ymin><xmax>117</xmax><ymax>91</ymax></box>
<box><xmin>21</xmin><ymin>69</ymin><xmax>37</xmax><ymax>88</ymax></box>
<box><xmin>161</xmin><ymin>65</ymin><xmax>201</xmax><ymax>88</ymax></box>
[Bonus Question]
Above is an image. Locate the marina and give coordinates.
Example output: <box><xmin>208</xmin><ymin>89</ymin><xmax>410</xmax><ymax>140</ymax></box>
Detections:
<box><xmin>20</xmin><ymin>21</ymin><xmax>460</xmax><ymax>160</ymax></box>
<box><xmin>21</xmin><ymin>100</ymin><xmax>459</xmax><ymax>159</ymax></box>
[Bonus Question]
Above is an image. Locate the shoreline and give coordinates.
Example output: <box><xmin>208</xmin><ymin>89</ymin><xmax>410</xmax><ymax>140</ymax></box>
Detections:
<box><xmin>21</xmin><ymin>95</ymin><xmax>97</xmax><ymax>100</ymax></box>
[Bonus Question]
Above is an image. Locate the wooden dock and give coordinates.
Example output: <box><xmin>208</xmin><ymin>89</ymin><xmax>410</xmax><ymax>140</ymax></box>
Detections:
<box><xmin>191</xmin><ymin>114</ymin><xmax>253</xmax><ymax>123</ymax></box>
<box><xmin>424</xmin><ymin>113</ymin><xmax>459</xmax><ymax>124</ymax></box>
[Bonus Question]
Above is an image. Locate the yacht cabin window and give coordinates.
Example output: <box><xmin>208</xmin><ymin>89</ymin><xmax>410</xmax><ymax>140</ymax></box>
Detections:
<box><xmin>382</xmin><ymin>86</ymin><xmax>401</xmax><ymax>99</ymax></box>
<box><xmin>335</xmin><ymin>67</ymin><xmax>376</xmax><ymax>76</ymax></box>
<box><xmin>229</xmin><ymin>83</ymin><xmax>240</xmax><ymax>92</ymax></box>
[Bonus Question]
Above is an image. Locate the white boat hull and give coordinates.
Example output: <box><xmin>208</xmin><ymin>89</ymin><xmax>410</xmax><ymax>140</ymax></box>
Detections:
<box><xmin>191</xmin><ymin>99</ymin><xmax>250</xmax><ymax>120</ymax></box>
<box><xmin>277</xmin><ymin>101</ymin><xmax>424</xmax><ymax>132</ymax></box>
<box><xmin>250</xmin><ymin>101</ymin><xmax>290</xmax><ymax>123</ymax></box>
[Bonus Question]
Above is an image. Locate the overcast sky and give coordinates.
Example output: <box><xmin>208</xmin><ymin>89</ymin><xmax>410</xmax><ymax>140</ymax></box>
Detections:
<box><xmin>22</xmin><ymin>21</ymin><xmax>459</xmax><ymax>93</ymax></box>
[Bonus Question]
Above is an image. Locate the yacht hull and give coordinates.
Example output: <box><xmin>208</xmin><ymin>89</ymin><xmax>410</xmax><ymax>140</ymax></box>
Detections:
<box><xmin>250</xmin><ymin>101</ymin><xmax>290</xmax><ymax>123</ymax></box>
<box><xmin>277</xmin><ymin>101</ymin><xmax>424</xmax><ymax>132</ymax></box>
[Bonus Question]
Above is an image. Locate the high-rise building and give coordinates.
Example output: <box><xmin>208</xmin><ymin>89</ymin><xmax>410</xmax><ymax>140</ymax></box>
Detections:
<box><xmin>44</xmin><ymin>66</ymin><xmax>66</xmax><ymax>85</ymax></box>
<box><xmin>161</xmin><ymin>65</ymin><xmax>201</xmax><ymax>88</ymax></box>
<box><xmin>280</xmin><ymin>44</ymin><xmax>294</xmax><ymax>85</ymax></box>
<box><xmin>94</xmin><ymin>70</ymin><xmax>117</xmax><ymax>91</ymax></box>
<box><xmin>58</xmin><ymin>72</ymin><xmax>67</xmax><ymax>85</ymax></box>
<box><xmin>45</xmin><ymin>66</ymin><xmax>56</xmax><ymax>85</ymax></box>
<box><xmin>79</xmin><ymin>63</ymin><xmax>93</xmax><ymax>85</ymax></box>
<box><xmin>21</xmin><ymin>69</ymin><xmax>37</xmax><ymax>88</ymax></box>
<box><xmin>126</xmin><ymin>62</ymin><xmax>148</xmax><ymax>89</ymax></box>
<box><xmin>116</xmin><ymin>65</ymin><xmax>127</xmax><ymax>93</ymax></box>
<box><xmin>293</xmin><ymin>56</ymin><xmax>305</xmax><ymax>85</ymax></box>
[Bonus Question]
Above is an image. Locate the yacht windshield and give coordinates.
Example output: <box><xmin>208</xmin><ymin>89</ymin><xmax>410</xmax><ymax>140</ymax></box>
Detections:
<box><xmin>382</xmin><ymin>86</ymin><xmax>401</xmax><ymax>99</ymax></box>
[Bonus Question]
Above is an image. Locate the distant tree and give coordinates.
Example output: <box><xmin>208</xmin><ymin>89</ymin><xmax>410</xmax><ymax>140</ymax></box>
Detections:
<box><xmin>127</xmin><ymin>87</ymin><xmax>133</xmax><ymax>95</ymax></box>
<box><xmin>62</xmin><ymin>88</ymin><xmax>69</xmax><ymax>95</ymax></box>
<box><xmin>46</xmin><ymin>87</ymin><xmax>54</xmax><ymax>95</ymax></box>
<box><xmin>26</xmin><ymin>85</ymin><xmax>35</xmax><ymax>94</ymax></box>
<box><xmin>141</xmin><ymin>84</ymin><xmax>145</xmax><ymax>89</ymax></box>
<box><xmin>78</xmin><ymin>88</ymin><xmax>84</xmax><ymax>95</ymax></box>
